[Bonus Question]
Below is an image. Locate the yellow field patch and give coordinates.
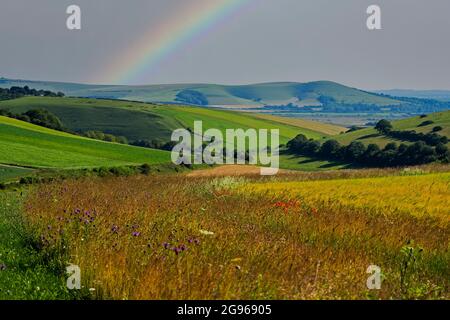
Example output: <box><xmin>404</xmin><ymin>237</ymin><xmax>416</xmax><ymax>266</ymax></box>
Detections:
<box><xmin>244</xmin><ymin>173</ymin><xmax>450</xmax><ymax>221</ymax></box>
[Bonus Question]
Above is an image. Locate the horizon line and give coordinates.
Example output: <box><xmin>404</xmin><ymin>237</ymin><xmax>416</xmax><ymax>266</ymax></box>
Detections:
<box><xmin>2</xmin><ymin>76</ymin><xmax>450</xmax><ymax>92</ymax></box>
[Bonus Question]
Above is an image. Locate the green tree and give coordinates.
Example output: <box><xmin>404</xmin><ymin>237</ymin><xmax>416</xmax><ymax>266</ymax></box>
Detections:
<box><xmin>319</xmin><ymin>140</ymin><xmax>342</xmax><ymax>159</ymax></box>
<box><xmin>375</xmin><ymin>119</ymin><xmax>393</xmax><ymax>134</ymax></box>
<box><xmin>24</xmin><ymin>109</ymin><xmax>63</xmax><ymax>131</ymax></box>
<box><xmin>384</xmin><ymin>142</ymin><xmax>398</xmax><ymax>151</ymax></box>
<box><xmin>345</xmin><ymin>141</ymin><xmax>366</xmax><ymax>162</ymax></box>
<box><xmin>435</xmin><ymin>143</ymin><xmax>449</xmax><ymax>162</ymax></box>
<box><xmin>287</xmin><ymin>134</ymin><xmax>308</xmax><ymax>153</ymax></box>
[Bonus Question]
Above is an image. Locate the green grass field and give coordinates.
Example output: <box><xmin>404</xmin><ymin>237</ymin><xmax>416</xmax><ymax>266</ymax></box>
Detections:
<box><xmin>155</xmin><ymin>106</ymin><xmax>328</xmax><ymax>143</ymax></box>
<box><xmin>0</xmin><ymin>96</ymin><xmax>343</xmax><ymax>144</ymax></box>
<box><xmin>1</xmin><ymin>96</ymin><xmax>448</xmax><ymax>172</ymax></box>
<box><xmin>0</xmin><ymin>116</ymin><xmax>170</xmax><ymax>169</ymax></box>
<box><xmin>279</xmin><ymin>153</ymin><xmax>349</xmax><ymax>171</ymax></box>
<box><xmin>0</xmin><ymin>96</ymin><xmax>351</xmax><ymax>172</ymax></box>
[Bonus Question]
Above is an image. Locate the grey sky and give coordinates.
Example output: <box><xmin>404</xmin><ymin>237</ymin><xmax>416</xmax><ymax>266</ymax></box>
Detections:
<box><xmin>0</xmin><ymin>0</ymin><xmax>449</xmax><ymax>89</ymax></box>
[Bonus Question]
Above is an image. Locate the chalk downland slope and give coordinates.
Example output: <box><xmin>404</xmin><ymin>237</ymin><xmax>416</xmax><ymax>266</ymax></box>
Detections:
<box><xmin>0</xmin><ymin>78</ymin><xmax>402</xmax><ymax>107</ymax></box>
<box><xmin>0</xmin><ymin>116</ymin><xmax>170</xmax><ymax>169</ymax></box>
<box><xmin>0</xmin><ymin>96</ymin><xmax>344</xmax><ymax>144</ymax></box>
<box><xmin>329</xmin><ymin>110</ymin><xmax>450</xmax><ymax>147</ymax></box>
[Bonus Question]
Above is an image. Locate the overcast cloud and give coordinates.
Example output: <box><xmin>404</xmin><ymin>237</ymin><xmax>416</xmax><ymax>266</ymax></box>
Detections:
<box><xmin>0</xmin><ymin>0</ymin><xmax>449</xmax><ymax>89</ymax></box>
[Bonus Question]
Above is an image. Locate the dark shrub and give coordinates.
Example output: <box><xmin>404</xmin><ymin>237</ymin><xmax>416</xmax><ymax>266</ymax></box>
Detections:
<box><xmin>24</xmin><ymin>109</ymin><xmax>64</xmax><ymax>131</ymax></box>
<box><xmin>140</xmin><ymin>163</ymin><xmax>151</xmax><ymax>175</ymax></box>
<box><xmin>418</xmin><ymin>120</ymin><xmax>434</xmax><ymax>127</ymax></box>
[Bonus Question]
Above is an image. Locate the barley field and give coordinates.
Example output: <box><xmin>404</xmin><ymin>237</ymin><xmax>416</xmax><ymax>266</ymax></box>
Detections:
<box><xmin>22</xmin><ymin>166</ymin><xmax>450</xmax><ymax>299</ymax></box>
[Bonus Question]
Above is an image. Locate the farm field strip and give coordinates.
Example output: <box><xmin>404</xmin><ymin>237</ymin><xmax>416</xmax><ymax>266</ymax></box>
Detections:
<box><xmin>242</xmin><ymin>172</ymin><xmax>450</xmax><ymax>222</ymax></box>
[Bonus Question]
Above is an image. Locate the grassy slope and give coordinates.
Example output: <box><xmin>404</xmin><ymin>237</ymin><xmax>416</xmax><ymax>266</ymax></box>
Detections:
<box><xmin>0</xmin><ymin>97</ymin><xmax>342</xmax><ymax>144</ymax></box>
<box><xmin>0</xmin><ymin>97</ymin><xmax>181</xmax><ymax>142</ymax></box>
<box><xmin>250</xmin><ymin>113</ymin><xmax>347</xmax><ymax>136</ymax></box>
<box><xmin>278</xmin><ymin>153</ymin><xmax>349</xmax><ymax>171</ymax></box>
<box><xmin>0</xmin><ymin>96</ymin><xmax>350</xmax><ymax>172</ymax></box>
<box><xmin>330</xmin><ymin>111</ymin><xmax>450</xmax><ymax>147</ymax></box>
<box><xmin>0</xmin><ymin>116</ymin><xmax>170</xmax><ymax>169</ymax></box>
<box><xmin>0</xmin><ymin>191</ymin><xmax>71</xmax><ymax>299</ymax></box>
<box><xmin>0</xmin><ymin>165</ymin><xmax>34</xmax><ymax>183</ymax></box>
<box><xmin>156</xmin><ymin>106</ymin><xmax>327</xmax><ymax>143</ymax></box>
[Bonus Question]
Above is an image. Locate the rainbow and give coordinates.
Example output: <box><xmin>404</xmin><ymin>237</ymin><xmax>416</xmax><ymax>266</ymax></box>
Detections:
<box><xmin>98</xmin><ymin>0</ymin><xmax>252</xmax><ymax>85</ymax></box>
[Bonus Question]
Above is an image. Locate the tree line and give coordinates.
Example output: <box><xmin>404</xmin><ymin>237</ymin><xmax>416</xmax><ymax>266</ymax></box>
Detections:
<box><xmin>0</xmin><ymin>86</ymin><xmax>64</xmax><ymax>100</ymax></box>
<box><xmin>0</xmin><ymin>108</ymin><xmax>64</xmax><ymax>131</ymax></box>
<box><xmin>83</xmin><ymin>131</ymin><xmax>128</xmax><ymax>145</ymax></box>
<box><xmin>287</xmin><ymin>119</ymin><xmax>449</xmax><ymax>167</ymax></box>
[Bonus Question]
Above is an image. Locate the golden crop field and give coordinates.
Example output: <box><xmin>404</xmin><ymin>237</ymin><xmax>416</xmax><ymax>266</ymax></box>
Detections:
<box><xmin>244</xmin><ymin>172</ymin><xmax>450</xmax><ymax>223</ymax></box>
<box><xmin>22</xmin><ymin>166</ymin><xmax>450</xmax><ymax>300</ymax></box>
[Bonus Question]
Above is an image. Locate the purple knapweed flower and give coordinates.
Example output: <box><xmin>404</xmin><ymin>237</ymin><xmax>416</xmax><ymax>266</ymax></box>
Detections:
<box><xmin>111</xmin><ymin>225</ymin><xmax>119</xmax><ymax>233</ymax></box>
<box><xmin>132</xmin><ymin>231</ymin><xmax>141</xmax><ymax>237</ymax></box>
<box><xmin>163</xmin><ymin>242</ymin><xmax>170</xmax><ymax>249</ymax></box>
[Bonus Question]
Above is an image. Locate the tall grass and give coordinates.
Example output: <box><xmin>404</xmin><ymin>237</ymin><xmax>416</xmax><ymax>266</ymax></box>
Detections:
<box><xmin>23</xmin><ymin>166</ymin><xmax>449</xmax><ymax>299</ymax></box>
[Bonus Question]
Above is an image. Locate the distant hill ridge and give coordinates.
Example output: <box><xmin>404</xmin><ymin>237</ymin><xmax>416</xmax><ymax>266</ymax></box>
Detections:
<box><xmin>375</xmin><ymin>89</ymin><xmax>450</xmax><ymax>102</ymax></box>
<box><xmin>1</xmin><ymin>78</ymin><xmax>448</xmax><ymax>114</ymax></box>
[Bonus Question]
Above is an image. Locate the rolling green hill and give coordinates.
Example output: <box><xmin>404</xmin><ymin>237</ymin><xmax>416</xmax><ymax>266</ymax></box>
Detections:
<box><xmin>0</xmin><ymin>78</ymin><xmax>401</xmax><ymax>107</ymax></box>
<box><xmin>0</xmin><ymin>116</ymin><xmax>170</xmax><ymax>169</ymax></box>
<box><xmin>0</xmin><ymin>97</ymin><xmax>349</xmax><ymax>173</ymax></box>
<box><xmin>0</xmin><ymin>96</ymin><xmax>344</xmax><ymax>144</ymax></box>
<box><xmin>0</xmin><ymin>97</ymin><xmax>180</xmax><ymax>142</ymax></box>
<box><xmin>329</xmin><ymin>111</ymin><xmax>450</xmax><ymax>147</ymax></box>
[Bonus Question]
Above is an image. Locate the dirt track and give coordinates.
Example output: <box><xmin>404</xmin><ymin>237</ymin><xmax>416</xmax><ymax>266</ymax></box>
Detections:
<box><xmin>186</xmin><ymin>165</ymin><xmax>288</xmax><ymax>177</ymax></box>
